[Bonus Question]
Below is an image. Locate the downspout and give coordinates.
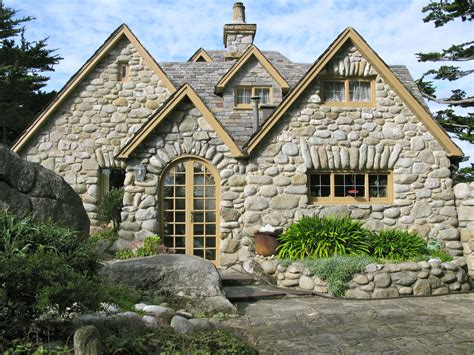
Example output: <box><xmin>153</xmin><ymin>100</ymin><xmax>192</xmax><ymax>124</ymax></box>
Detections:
<box><xmin>251</xmin><ymin>95</ymin><xmax>261</xmax><ymax>133</ymax></box>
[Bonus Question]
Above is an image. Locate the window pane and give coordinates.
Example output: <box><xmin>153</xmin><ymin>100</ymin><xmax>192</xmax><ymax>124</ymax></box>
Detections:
<box><xmin>235</xmin><ymin>88</ymin><xmax>251</xmax><ymax>105</ymax></box>
<box><xmin>255</xmin><ymin>88</ymin><xmax>270</xmax><ymax>104</ymax></box>
<box><xmin>205</xmin><ymin>249</ymin><xmax>216</xmax><ymax>260</ymax></box>
<box><xmin>309</xmin><ymin>174</ymin><xmax>331</xmax><ymax>197</ymax></box>
<box><xmin>323</xmin><ymin>81</ymin><xmax>345</xmax><ymax>102</ymax></box>
<box><xmin>369</xmin><ymin>174</ymin><xmax>388</xmax><ymax>197</ymax></box>
<box><xmin>349</xmin><ymin>81</ymin><xmax>371</xmax><ymax>102</ymax></box>
<box><xmin>335</xmin><ymin>174</ymin><xmax>365</xmax><ymax>197</ymax></box>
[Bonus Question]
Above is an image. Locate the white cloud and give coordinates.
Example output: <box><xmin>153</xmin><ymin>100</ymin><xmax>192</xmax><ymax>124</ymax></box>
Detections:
<box><xmin>7</xmin><ymin>0</ymin><xmax>473</xmax><ymax>162</ymax></box>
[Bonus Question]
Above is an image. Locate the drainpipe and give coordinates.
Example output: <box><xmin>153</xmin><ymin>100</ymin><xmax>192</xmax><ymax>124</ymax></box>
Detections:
<box><xmin>251</xmin><ymin>95</ymin><xmax>261</xmax><ymax>133</ymax></box>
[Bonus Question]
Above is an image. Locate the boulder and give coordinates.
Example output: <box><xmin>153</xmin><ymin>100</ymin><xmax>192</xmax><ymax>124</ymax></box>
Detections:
<box><xmin>0</xmin><ymin>145</ymin><xmax>89</xmax><ymax>237</ymax></box>
<box><xmin>73</xmin><ymin>325</ymin><xmax>102</xmax><ymax>355</ymax></box>
<box><xmin>102</xmin><ymin>255</ymin><xmax>237</xmax><ymax>314</ymax></box>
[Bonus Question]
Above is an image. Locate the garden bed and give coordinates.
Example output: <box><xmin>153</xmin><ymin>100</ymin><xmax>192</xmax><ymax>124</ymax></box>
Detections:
<box><xmin>254</xmin><ymin>256</ymin><xmax>472</xmax><ymax>299</ymax></box>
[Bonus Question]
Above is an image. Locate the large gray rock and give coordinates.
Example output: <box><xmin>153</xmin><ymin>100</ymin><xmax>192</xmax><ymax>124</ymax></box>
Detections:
<box><xmin>0</xmin><ymin>145</ymin><xmax>89</xmax><ymax>237</ymax></box>
<box><xmin>102</xmin><ymin>255</ymin><xmax>237</xmax><ymax>314</ymax></box>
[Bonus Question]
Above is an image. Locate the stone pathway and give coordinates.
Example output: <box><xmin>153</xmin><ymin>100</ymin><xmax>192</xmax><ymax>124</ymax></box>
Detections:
<box><xmin>222</xmin><ymin>293</ymin><xmax>474</xmax><ymax>354</ymax></box>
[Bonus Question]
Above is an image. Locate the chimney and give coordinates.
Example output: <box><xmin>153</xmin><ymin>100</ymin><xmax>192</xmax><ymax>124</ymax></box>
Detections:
<box><xmin>223</xmin><ymin>2</ymin><xmax>257</xmax><ymax>59</ymax></box>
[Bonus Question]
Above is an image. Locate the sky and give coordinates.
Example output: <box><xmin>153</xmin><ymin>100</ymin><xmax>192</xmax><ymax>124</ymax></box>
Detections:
<box><xmin>7</xmin><ymin>0</ymin><xmax>474</xmax><ymax>164</ymax></box>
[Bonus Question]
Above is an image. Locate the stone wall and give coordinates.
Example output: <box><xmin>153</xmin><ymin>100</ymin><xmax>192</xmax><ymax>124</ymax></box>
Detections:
<box><xmin>221</xmin><ymin>56</ymin><xmax>283</xmax><ymax>143</ymax></box>
<box><xmin>21</xmin><ymin>38</ymin><xmax>171</xmax><ymax>227</ymax></box>
<box><xmin>115</xmin><ymin>99</ymin><xmax>243</xmax><ymax>257</ymax></box>
<box><xmin>454</xmin><ymin>182</ymin><xmax>474</xmax><ymax>275</ymax></box>
<box><xmin>255</xmin><ymin>257</ymin><xmax>472</xmax><ymax>299</ymax></box>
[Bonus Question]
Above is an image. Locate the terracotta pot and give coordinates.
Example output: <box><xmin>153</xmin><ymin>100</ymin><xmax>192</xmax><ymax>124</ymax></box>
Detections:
<box><xmin>254</xmin><ymin>231</ymin><xmax>280</xmax><ymax>257</ymax></box>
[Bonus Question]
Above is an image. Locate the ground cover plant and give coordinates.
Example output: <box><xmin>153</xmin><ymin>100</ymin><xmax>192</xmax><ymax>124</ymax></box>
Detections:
<box><xmin>369</xmin><ymin>229</ymin><xmax>427</xmax><ymax>261</ymax></box>
<box><xmin>115</xmin><ymin>235</ymin><xmax>173</xmax><ymax>259</ymax></box>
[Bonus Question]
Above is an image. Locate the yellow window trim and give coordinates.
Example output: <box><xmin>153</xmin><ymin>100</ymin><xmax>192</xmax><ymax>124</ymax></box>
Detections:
<box><xmin>116</xmin><ymin>84</ymin><xmax>245</xmax><ymax>159</ymax></box>
<box><xmin>308</xmin><ymin>171</ymin><xmax>393</xmax><ymax>205</ymax></box>
<box><xmin>12</xmin><ymin>24</ymin><xmax>176</xmax><ymax>154</ymax></box>
<box><xmin>234</xmin><ymin>86</ymin><xmax>273</xmax><ymax>109</ymax></box>
<box><xmin>188</xmin><ymin>48</ymin><xmax>213</xmax><ymax>63</ymax></box>
<box><xmin>320</xmin><ymin>77</ymin><xmax>375</xmax><ymax>107</ymax></box>
<box><xmin>118</xmin><ymin>62</ymin><xmax>129</xmax><ymax>82</ymax></box>
<box><xmin>215</xmin><ymin>45</ymin><xmax>289</xmax><ymax>95</ymax></box>
<box><xmin>244</xmin><ymin>27</ymin><xmax>463</xmax><ymax>158</ymax></box>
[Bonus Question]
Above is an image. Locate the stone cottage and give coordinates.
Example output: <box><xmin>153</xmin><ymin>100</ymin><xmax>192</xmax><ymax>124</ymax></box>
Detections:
<box><xmin>12</xmin><ymin>2</ymin><xmax>468</xmax><ymax>268</ymax></box>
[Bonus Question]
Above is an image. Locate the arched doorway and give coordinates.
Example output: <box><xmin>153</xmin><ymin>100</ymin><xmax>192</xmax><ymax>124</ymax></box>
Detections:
<box><xmin>160</xmin><ymin>157</ymin><xmax>220</xmax><ymax>265</ymax></box>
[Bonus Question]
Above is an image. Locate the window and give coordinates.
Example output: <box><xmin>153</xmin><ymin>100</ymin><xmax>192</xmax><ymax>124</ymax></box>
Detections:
<box><xmin>322</xmin><ymin>79</ymin><xmax>373</xmax><ymax>106</ymax></box>
<box><xmin>99</xmin><ymin>169</ymin><xmax>125</xmax><ymax>201</ymax></box>
<box><xmin>308</xmin><ymin>172</ymin><xmax>392</xmax><ymax>203</ymax></box>
<box><xmin>234</xmin><ymin>86</ymin><xmax>272</xmax><ymax>108</ymax></box>
<box><xmin>118</xmin><ymin>62</ymin><xmax>129</xmax><ymax>81</ymax></box>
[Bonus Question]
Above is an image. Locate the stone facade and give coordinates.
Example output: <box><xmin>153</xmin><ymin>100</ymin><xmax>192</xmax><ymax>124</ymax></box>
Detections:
<box><xmin>15</xmin><ymin>5</ymin><xmax>466</xmax><ymax>269</ymax></box>
<box><xmin>455</xmin><ymin>182</ymin><xmax>474</xmax><ymax>275</ymax></box>
<box><xmin>255</xmin><ymin>257</ymin><xmax>472</xmax><ymax>298</ymax></box>
<box><xmin>21</xmin><ymin>38</ymin><xmax>171</xmax><ymax>227</ymax></box>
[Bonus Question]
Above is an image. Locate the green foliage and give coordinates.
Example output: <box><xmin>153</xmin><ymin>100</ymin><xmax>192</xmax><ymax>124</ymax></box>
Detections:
<box><xmin>277</xmin><ymin>216</ymin><xmax>370</xmax><ymax>260</ymax></box>
<box><xmin>0</xmin><ymin>211</ymin><xmax>144</xmax><ymax>345</ymax></box>
<box><xmin>369</xmin><ymin>230</ymin><xmax>428</xmax><ymax>261</ymax></box>
<box><xmin>454</xmin><ymin>167</ymin><xmax>474</xmax><ymax>182</ymax></box>
<box><xmin>429</xmin><ymin>249</ymin><xmax>454</xmax><ymax>262</ymax></box>
<box><xmin>416</xmin><ymin>0</ymin><xmax>473</xmax><ymax>144</ymax></box>
<box><xmin>102</xmin><ymin>326</ymin><xmax>257</xmax><ymax>354</ymax></box>
<box><xmin>114</xmin><ymin>235</ymin><xmax>172</xmax><ymax>259</ymax></box>
<box><xmin>3</xmin><ymin>342</ymin><xmax>72</xmax><ymax>354</ymax></box>
<box><xmin>0</xmin><ymin>2</ymin><xmax>61</xmax><ymax>146</ymax></box>
<box><xmin>97</xmin><ymin>188</ymin><xmax>124</xmax><ymax>230</ymax></box>
<box><xmin>304</xmin><ymin>255</ymin><xmax>377</xmax><ymax>297</ymax></box>
<box><xmin>89</xmin><ymin>228</ymin><xmax>118</xmax><ymax>244</ymax></box>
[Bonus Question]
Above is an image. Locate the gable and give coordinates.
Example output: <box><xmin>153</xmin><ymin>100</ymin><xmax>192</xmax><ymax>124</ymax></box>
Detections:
<box><xmin>245</xmin><ymin>28</ymin><xmax>463</xmax><ymax>158</ymax></box>
<box><xmin>189</xmin><ymin>48</ymin><xmax>213</xmax><ymax>62</ymax></box>
<box><xmin>215</xmin><ymin>45</ymin><xmax>289</xmax><ymax>94</ymax></box>
<box><xmin>12</xmin><ymin>24</ymin><xmax>176</xmax><ymax>153</ymax></box>
<box><xmin>117</xmin><ymin>84</ymin><xmax>245</xmax><ymax>159</ymax></box>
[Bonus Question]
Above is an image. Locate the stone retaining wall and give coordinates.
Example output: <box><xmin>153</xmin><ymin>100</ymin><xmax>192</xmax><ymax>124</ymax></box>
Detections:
<box><xmin>454</xmin><ymin>182</ymin><xmax>474</xmax><ymax>275</ymax></box>
<box><xmin>255</xmin><ymin>256</ymin><xmax>472</xmax><ymax>299</ymax></box>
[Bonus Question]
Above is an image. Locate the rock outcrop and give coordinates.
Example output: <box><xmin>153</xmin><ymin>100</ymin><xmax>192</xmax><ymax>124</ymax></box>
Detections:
<box><xmin>102</xmin><ymin>254</ymin><xmax>236</xmax><ymax>314</ymax></box>
<box><xmin>0</xmin><ymin>144</ymin><xmax>90</xmax><ymax>237</ymax></box>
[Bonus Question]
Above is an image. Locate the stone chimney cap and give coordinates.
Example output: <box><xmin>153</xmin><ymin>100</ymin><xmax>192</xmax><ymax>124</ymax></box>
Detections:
<box><xmin>233</xmin><ymin>2</ymin><xmax>246</xmax><ymax>23</ymax></box>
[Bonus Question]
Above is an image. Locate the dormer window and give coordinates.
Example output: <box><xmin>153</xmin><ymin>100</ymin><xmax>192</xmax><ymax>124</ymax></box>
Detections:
<box><xmin>322</xmin><ymin>78</ymin><xmax>373</xmax><ymax>106</ymax></box>
<box><xmin>234</xmin><ymin>86</ymin><xmax>272</xmax><ymax>108</ymax></box>
<box><xmin>118</xmin><ymin>62</ymin><xmax>129</xmax><ymax>82</ymax></box>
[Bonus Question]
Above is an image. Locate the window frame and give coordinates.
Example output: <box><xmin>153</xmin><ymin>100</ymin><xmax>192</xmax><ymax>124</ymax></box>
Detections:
<box><xmin>321</xmin><ymin>77</ymin><xmax>375</xmax><ymax>107</ymax></box>
<box><xmin>308</xmin><ymin>171</ymin><xmax>393</xmax><ymax>204</ymax></box>
<box><xmin>118</xmin><ymin>62</ymin><xmax>129</xmax><ymax>82</ymax></box>
<box><xmin>234</xmin><ymin>86</ymin><xmax>273</xmax><ymax>109</ymax></box>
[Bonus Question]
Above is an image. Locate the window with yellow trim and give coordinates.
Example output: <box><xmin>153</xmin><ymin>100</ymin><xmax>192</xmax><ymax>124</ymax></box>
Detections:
<box><xmin>308</xmin><ymin>171</ymin><xmax>392</xmax><ymax>204</ymax></box>
<box><xmin>322</xmin><ymin>78</ymin><xmax>373</xmax><ymax>105</ymax></box>
<box><xmin>234</xmin><ymin>86</ymin><xmax>272</xmax><ymax>108</ymax></box>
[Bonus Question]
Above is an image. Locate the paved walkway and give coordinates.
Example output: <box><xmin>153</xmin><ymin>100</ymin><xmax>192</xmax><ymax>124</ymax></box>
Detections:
<box><xmin>223</xmin><ymin>293</ymin><xmax>474</xmax><ymax>354</ymax></box>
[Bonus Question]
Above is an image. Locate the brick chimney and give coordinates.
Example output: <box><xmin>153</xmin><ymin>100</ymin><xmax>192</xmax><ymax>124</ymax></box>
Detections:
<box><xmin>223</xmin><ymin>2</ymin><xmax>257</xmax><ymax>59</ymax></box>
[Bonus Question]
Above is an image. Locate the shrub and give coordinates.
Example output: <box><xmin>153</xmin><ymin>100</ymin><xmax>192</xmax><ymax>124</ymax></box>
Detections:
<box><xmin>97</xmin><ymin>188</ymin><xmax>124</xmax><ymax>230</ymax></box>
<box><xmin>0</xmin><ymin>211</ymin><xmax>138</xmax><ymax>344</ymax></box>
<box><xmin>115</xmin><ymin>235</ymin><xmax>173</xmax><ymax>259</ymax></box>
<box><xmin>102</xmin><ymin>326</ymin><xmax>257</xmax><ymax>354</ymax></box>
<box><xmin>277</xmin><ymin>216</ymin><xmax>370</xmax><ymax>260</ymax></box>
<box><xmin>428</xmin><ymin>249</ymin><xmax>453</xmax><ymax>262</ymax></box>
<box><xmin>304</xmin><ymin>255</ymin><xmax>377</xmax><ymax>297</ymax></box>
<box><xmin>369</xmin><ymin>229</ymin><xmax>427</xmax><ymax>261</ymax></box>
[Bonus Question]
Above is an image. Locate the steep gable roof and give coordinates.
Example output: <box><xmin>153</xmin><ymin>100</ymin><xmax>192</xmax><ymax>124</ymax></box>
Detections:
<box><xmin>215</xmin><ymin>45</ymin><xmax>290</xmax><ymax>94</ymax></box>
<box><xmin>188</xmin><ymin>48</ymin><xmax>214</xmax><ymax>62</ymax></box>
<box><xmin>12</xmin><ymin>24</ymin><xmax>176</xmax><ymax>153</ymax></box>
<box><xmin>116</xmin><ymin>83</ymin><xmax>245</xmax><ymax>159</ymax></box>
<box><xmin>245</xmin><ymin>27</ymin><xmax>463</xmax><ymax>158</ymax></box>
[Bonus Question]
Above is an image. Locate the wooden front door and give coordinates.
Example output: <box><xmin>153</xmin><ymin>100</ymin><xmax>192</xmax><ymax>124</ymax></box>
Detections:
<box><xmin>161</xmin><ymin>158</ymin><xmax>219</xmax><ymax>265</ymax></box>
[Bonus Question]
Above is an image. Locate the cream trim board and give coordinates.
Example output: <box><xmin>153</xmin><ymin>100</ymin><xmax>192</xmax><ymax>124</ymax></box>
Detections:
<box><xmin>12</xmin><ymin>24</ymin><xmax>176</xmax><ymax>153</ymax></box>
<box><xmin>189</xmin><ymin>48</ymin><xmax>213</xmax><ymax>63</ymax></box>
<box><xmin>215</xmin><ymin>45</ymin><xmax>289</xmax><ymax>95</ymax></box>
<box><xmin>116</xmin><ymin>84</ymin><xmax>245</xmax><ymax>159</ymax></box>
<box><xmin>245</xmin><ymin>27</ymin><xmax>463</xmax><ymax>158</ymax></box>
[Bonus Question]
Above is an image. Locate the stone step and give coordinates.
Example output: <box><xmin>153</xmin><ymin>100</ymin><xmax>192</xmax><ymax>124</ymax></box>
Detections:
<box><xmin>224</xmin><ymin>285</ymin><xmax>312</xmax><ymax>302</ymax></box>
<box><xmin>220</xmin><ymin>273</ymin><xmax>255</xmax><ymax>287</ymax></box>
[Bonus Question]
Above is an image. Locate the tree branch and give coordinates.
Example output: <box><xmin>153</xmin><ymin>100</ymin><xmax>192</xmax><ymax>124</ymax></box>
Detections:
<box><xmin>421</xmin><ymin>91</ymin><xmax>474</xmax><ymax>105</ymax></box>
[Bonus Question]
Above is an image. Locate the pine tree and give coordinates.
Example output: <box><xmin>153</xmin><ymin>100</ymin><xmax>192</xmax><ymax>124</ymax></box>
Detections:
<box><xmin>416</xmin><ymin>0</ymin><xmax>473</xmax><ymax>144</ymax></box>
<box><xmin>0</xmin><ymin>1</ymin><xmax>61</xmax><ymax>146</ymax></box>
